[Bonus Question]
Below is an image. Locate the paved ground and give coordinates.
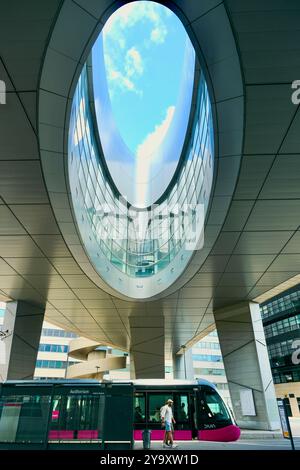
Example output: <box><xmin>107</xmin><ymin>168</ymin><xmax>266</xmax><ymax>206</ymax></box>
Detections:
<box><xmin>134</xmin><ymin>418</ymin><xmax>300</xmax><ymax>450</ymax></box>
<box><xmin>134</xmin><ymin>438</ymin><xmax>300</xmax><ymax>450</ymax></box>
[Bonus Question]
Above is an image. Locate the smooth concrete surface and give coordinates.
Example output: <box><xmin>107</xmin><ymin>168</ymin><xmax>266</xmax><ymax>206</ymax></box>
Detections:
<box><xmin>67</xmin><ymin>349</ymin><xmax>126</xmax><ymax>379</ymax></box>
<box><xmin>130</xmin><ymin>315</ymin><xmax>165</xmax><ymax>379</ymax></box>
<box><xmin>66</xmin><ymin>337</ymin><xmax>127</xmax><ymax>379</ymax></box>
<box><xmin>173</xmin><ymin>348</ymin><xmax>194</xmax><ymax>380</ymax></box>
<box><xmin>0</xmin><ymin>301</ymin><xmax>44</xmax><ymax>381</ymax></box>
<box><xmin>215</xmin><ymin>301</ymin><xmax>280</xmax><ymax>431</ymax></box>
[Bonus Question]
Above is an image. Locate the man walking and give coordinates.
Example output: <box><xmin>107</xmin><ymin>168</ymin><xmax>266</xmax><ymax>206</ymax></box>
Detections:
<box><xmin>160</xmin><ymin>399</ymin><xmax>177</xmax><ymax>449</ymax></box>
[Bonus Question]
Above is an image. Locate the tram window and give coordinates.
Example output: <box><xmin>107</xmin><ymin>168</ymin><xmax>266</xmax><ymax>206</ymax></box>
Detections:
<box><xmin>175</xmin><ymin>395</ymin><xmax>189</xmax><ymax>423</ymax></box>
<box><xmin>199</xmin><ymin>389</ymin><xmax>230</xmax><ymax>423</ymax></box>
<box><xmin>0</xmin><ymin>394</ymin><xmax>51</xmax><ymax>443</ymax></box>
<box><xmin>49</xmin><ymin>392</ymin><xmax>105</xmax><ymax>440</ymax></box>
<box><xmin>148</xmin><ymin>394</ymin><xmax>173</xmax><ymax>423</ymax></box>
<box><xmin>134</xmin><ymin>393</ymin><xmax>146</xmax><ymax>423</ymax></box>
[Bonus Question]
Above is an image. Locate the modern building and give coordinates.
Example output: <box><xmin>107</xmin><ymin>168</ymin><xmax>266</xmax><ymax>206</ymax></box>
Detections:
<box><xmin>35</xmin><ymin>322</ymin><xmax>78</xmax><ymax>380</ymax></box>
<box><xmin>192</xmin><ymin>331</ymin><xmax>231</xmax><ymax>407</ymax></box>
<box><xmin>261</xmin><ymin>285</ymin><xmax>300</xmax><ymax>417</ymax></box>
<box><xmin>1</xmin><ymin>0</ymin><xmax>300</xmax><ymax>433</ymax></box>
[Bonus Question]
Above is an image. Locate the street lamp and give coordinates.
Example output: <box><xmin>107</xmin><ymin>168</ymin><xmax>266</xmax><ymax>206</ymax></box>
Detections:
<box><xmin>181</xmin><ymin>345</ymin><xmax>187</xmax><ymax>380</ymax></box>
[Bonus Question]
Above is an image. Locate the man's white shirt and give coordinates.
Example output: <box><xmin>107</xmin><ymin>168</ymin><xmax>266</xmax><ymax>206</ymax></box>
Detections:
<box><xmin>160</xmin><ymin>404</ymin><xmax>173</xmax><ymax>423</ymax></box>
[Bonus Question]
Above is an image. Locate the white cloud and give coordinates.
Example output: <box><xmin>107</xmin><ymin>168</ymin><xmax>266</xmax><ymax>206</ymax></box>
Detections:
<box><xmin>150</xmin><ymin>26</ymin><xmax>167</xmax><ymax>44</ymax></box>
<box><xmin>104</xmin><ymin>51</ymin><xmax>142</xmax><ymax>96</ymax></box>
<box><xmin>102</xmin><ymin>3</ymin><xmax>170</xmax><ymax>98</ymax></box>
<box><xmin>135</xmin><ymin>106</ymin><xmax>175</xmax><ymax>204</ymax></box>
<box><xmin>103</xmin><ymin>2</ymin><xmax>169</xmax><ymax>46</ymax></box>
<box><xmin>136</xmin><ymin>106</ymin><xmax>175</xmax><ymax>161</ymax></box>
<box><xmin>125</xmin><ymin>47</ymin><xmax>143</xmax><ymax>77</ymax></box>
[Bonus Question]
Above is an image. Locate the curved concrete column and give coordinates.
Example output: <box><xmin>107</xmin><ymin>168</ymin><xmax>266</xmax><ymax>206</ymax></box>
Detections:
<box><xmin>214</xmin><ymin>301</ymin><xmax>280</xmax><ymax>431</ymax></box>
<box><xmin>173</xmin><ymin>348</ymin><xmax>194</xmax><ymax>380</ymax></box>
<box><xmin>0</xmin><ymin>301</ymin><xmax>45</xmax><ymax>381</ymax></box>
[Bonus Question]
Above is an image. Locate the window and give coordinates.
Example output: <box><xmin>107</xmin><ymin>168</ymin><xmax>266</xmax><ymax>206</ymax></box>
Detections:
<box><xmin>260</xmin><ymin>287</ymin><xmax>300</xmax><ymax>320</ymax></box>
<box><xmin>39</xmin><ymin>344</ymin><xmax>68</xmax><ymax>353</ymax></box>
<box><xmin>134</xmin><ymin>393</ymin><xmax>146</xmax><ymax>423</ymax></box>
<box><xmin>49</xmin><ymin>392</ymin><xmax>105</xmax><ymax>440</ymax></box>
<box><xmin>175</xmin><ymin>395</ymin><xmax>189</xmax><ymax>423</ymax></box>
<box><xmin>208</xmin><ymin>331</ymin><xmax>218</xmax><ymax>337</ymax></box>
<box><xmin>148</xmin><ymin>394</ymin><xmax>173</xmax><ymax>423</ymax></box>
<box><xmin>196</xmin><ymin>341</ymin><xmax>220</xmax><ymax>350</ymax></box>
<box><xmin>0</xmin><ymin>393</ymin><xmax>51</xmax><ymax>443</ymax></box>
<box><xmin>198</xmin><ymin>388</ymin><xmax>231</xmax><ymax>426</ymax></box>
<box><xmin>35</xmin><ymin>360</ymin><xmax>76</xmax><ymax>369</ymax></box>
<box><xmin>193</xmin><ymin>354</ymin><xmax>222</xmax><ymax>362</ymax></box>
<box><xmin>194</xmin><ymin>368</ymin><xmax>225</xmax><ymax>376</ymax></box>
<box><xmin>41</xmin><ymin>328</ymin><xmax>77</xmax><ymax>338</ymax></box>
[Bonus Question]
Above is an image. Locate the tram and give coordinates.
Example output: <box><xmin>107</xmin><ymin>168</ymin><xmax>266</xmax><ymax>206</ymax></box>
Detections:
<box><xmin>0</xmin><ymin>379</ymin><xmax>240</xmax><ymax>449</ymax></box>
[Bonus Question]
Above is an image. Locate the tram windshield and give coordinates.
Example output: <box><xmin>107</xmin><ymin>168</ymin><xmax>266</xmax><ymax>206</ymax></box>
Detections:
<box><xmin>199</xmin><ymin>388</ymin><xmax>231</xmax><ymax>424</ymax></box>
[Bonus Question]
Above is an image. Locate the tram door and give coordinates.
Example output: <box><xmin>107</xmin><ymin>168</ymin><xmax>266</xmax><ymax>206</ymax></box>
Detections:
<box><xmin>191</xmin><ymin>389</ymin><xmax>199</xmax><ymax>438</ymax></box>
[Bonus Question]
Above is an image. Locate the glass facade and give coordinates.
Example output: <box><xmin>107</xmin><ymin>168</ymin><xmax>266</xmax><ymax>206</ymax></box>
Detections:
<box><xmin>194</xmin><ymin>368</ymin><xmax>225</xmax><ymax>376</ymax></box>
<box><xmin>36</xmin><ymin>360</ymin><xmax>76</xmax><ymax>369</ymax></box>
<box><xmin>261</xmin><ymin>285</ymin><xmax>300</xmax><ymax>385</ymax></box>
<box><xmin>93</xmin><ymin>29</ymin><xmax>196</xmax><ymax>208</ymax></box>
<box><xmin>39</xmin><ymin>344</ymin><xmax>69</xmax><ymax>353</ymax></box>
<box><xmin>196</xmin><ymin>341</ymin><xmax>220</xmax><ymax>350</ymax></box>
<box><xmin>68</xmin><ymin>60</ymin><xmax>214</xmax><ymax>297</ymax></box>
<box><xmin>264</xmin><ymin>314</ymin><xmax>300</xmax><ymax>339</ymax></box>
<box><xmin>192</xmin><ymin>354</ymin><xmax>222</xmax><ymax>362</ymax></box>
<box><xmin>261</xmin><ymin>288</ymin><xmax>300</xmax><ymax>320</ymax></box>
<box><xmin>41</xmin><ymin>328</ymin><xmax>77</xmax><ymax>338</ymax></box>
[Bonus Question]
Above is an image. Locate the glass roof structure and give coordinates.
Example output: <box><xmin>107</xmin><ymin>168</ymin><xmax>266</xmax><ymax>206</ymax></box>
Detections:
<box><xmin>68</xmin><ymin>3</ymin><xmax>214</xmax><ymax>299</ymax></box>
<box><xmin>92</xmin><ymin>2</ymin><xmax>195</xmax><ymax>208</ymax></box>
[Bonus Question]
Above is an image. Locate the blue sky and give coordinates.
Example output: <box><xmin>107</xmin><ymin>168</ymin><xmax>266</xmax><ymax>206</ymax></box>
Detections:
<box><xmin>102</xmin><ymin>1</ymin><xmax>189</xmax><ymax>156</ymax></box>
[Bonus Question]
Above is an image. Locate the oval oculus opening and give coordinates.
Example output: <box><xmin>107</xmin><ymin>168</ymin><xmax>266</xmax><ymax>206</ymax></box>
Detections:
<box><xmin>92</xmin><ymin>1</ymin><xmax>195</xmax><ymax>208</ymax></box>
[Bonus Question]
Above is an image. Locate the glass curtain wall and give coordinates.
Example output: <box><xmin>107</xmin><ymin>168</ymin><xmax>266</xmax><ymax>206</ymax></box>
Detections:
<box><xmin>68</xmin><ymin>65</ymin><xmax>214</xmax><ymax>280</ymax></box>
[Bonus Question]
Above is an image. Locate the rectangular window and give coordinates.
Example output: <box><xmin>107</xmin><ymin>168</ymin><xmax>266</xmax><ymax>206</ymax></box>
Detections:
<box><xmin>174</xmin><ymin>394</ymin><xmax>189</xmax><ymax>424</ymax></box>
<box><xmin>49</xmin><ymin>392</ymin><xmax>105</xmax><ymax>440</ymax></box>
<box><xmin>0</xmin><ymin>393</ymin><xmax>51</xmax><ymax>444</ymax></box>
<box><xmin>133</xmin><ymin>393</ymin><xmax>146</xmax><ymax>424</ymax></box>
<box><xmin>148</xmin><ymin>394</ymin><xmax>173</xmax><ymax>423</ymax></box>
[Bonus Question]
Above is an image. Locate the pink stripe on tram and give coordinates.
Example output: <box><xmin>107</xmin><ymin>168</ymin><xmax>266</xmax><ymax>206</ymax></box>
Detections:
<box><xmin>134</xmin><ymin>430</ymin><xmax>165</xmax><ymax>440</ymax></box>
<box><xmin>78</xmin><ymin>430</ymin><xmax>98</xmax><ymax>439</ymax></box>
<box><xmin>48</xmin><ymin>430</ymin><xmax>74</xmax><ymax>439</ymax></box>
<box><xmin>174</xmin><ymin>430</ymin><xmax>192</xmax><ymax>440</ymax></box>
<box><xmin>134</xmin><ymin>430</ymin><xmax>192</xmax><ymax>440</ymax></box>
<box><xmin>198</xmin><ymin>425</ymin><xmax>241</xmax><ymax>442</ymax></box>
<box><xmin>134</xmin><ymin>430</ymin><xmax>143</xmax><ymax>440</ymax></box>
